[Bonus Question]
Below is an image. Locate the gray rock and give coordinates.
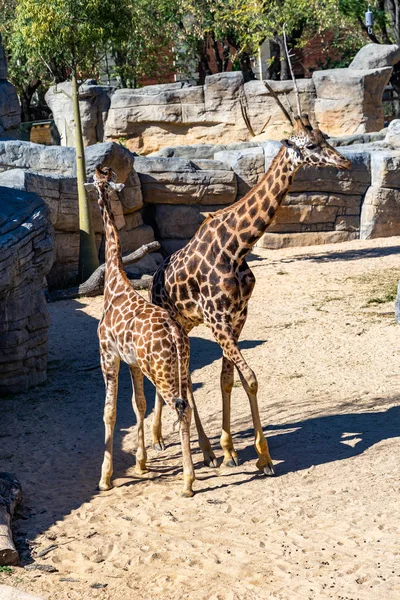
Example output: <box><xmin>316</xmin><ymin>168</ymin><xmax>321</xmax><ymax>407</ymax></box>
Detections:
<box><xmin>214</xmin><ymin>147</ymin><xmax>264</xmax><ymax>198</ymax></box>
<box><xmin>0</xmin><ymin>140</ymin><xmax>76</xmax><ymax>174</ymax></box>
<box><xmin>385</xmin><ymin>119</ymin><xmax>400</xmax><ymax>146</ymax></box>
<box><xmin>349</xmin><ymin>43</ymin><xmax>400</xmax><ymax>70</ymax></box>
<box><xmin>370</xmin><ymin>151</ymin><xmax>400</xmax><ymax>188</ymax></box>
<box><xmin>290</xmin><ymin>149</ymin><xmax>371</xmax><ymax>195</ymax></box>
<box><xmin>313</xmin><ymin>67</ymin><xmax>392</xmax><ymax>135</ymax></box>
<box><xmin>45</xmin><ymin>80</ymin><xmax>114</xmax><ymax>147</ymax></box>
<box><xmin>360</xmin><ymin>186</ymin><xmax>400</xmax><ymax>239</ymax></box>
<box><xmin>0</xmin><ymin>186</ymin><xmax>54</xmax><ymax>394</ymax></box>
<box><xmin>85</xmin><ymin>142</ymin><xmax>135</xmax><ymax>183</ymax></box>
<box><xmin>136</xmin><ymin>157</ymin><xmax>236</xmax><ymax>205</ymax></box>
<box><xmin>161</xmin><ymin>238</ymin><xmax>191</xmax><ymax>255</ymax></box>
<box><xmin>152</xmin><ymin>204</ymin><xmax>226</xmax><ymax>239</ymax></box>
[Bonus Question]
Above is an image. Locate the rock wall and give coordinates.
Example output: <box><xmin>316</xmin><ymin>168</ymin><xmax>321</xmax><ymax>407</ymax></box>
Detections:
<box><xmin>46</xmin><ymin>44</ymin><xmax>398</xmax><ymax>155</ymax></box>
<box><xmin>0</xmin><ymin>34</ymin><xmax>20</xmax><ymax>139</ymax></box>
<box><xmin>0</xmin><ymin>142</ymin><xmax>160</xmax><ymax>288</ymax></box>
<box><xmin>0</xmin><ymin>186</ymin><xmax>54</xmax><ymax>394</ymax></box>
<box><xmin>133</xmin><ymin>120</ymin><xmax>400</xmax><ymax>252</ymax></box>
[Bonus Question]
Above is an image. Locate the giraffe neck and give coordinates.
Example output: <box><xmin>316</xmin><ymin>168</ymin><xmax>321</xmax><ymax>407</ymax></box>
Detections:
<box><xmin>98</xmin><ymin>184</ymin><xmax>129</xmax><ymax>295</ymax></box>
<box><xmin>218</xmin><ymin>146</ymin><xmax>301</xmax><ymax>261</ymax></box>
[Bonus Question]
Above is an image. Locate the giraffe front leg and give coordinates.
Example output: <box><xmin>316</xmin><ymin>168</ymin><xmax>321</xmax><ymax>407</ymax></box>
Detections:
<box><xmin>130</xmin><ymin>366</ymin><xmax>148</xmax><ymax>475</ymax></box>
<box><xmin>152</xmin><ymin>391</ymin><xmax>165</xmax><ymax>451</ymax></box>
<box><xmin>220</xmin><ymin>357</ymin><xmax>239</xmax><ymax>467</ymax></box>
<box><xmin>187</xmin><ymin>377</ymin><xmax>218</xmax><ymax>468</ymax></box>
<box><xmin>213</xmin><ymin>327</ymin><xmax>275</xmax><ymax>476</ymax></box>
<box><xmin>99</xmin><ymin>353</ymin><xmax>120</xmax><ymax>491</ymax></box>
<box><xmin>237</xmin><ymin>367</ymin><xmax>275</xmax><ymax>476</ymax></box>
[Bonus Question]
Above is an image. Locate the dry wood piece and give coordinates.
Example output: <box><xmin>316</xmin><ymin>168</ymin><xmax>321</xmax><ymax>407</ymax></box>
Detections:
<box><xmin>49</xmin><ymin>240</ymin><xmax>161</xmax><ymax>301</ymax></box>
<box><xmin>0</xmin><ymin>473</ymin><xmax>22</xmax><ymax>566</ymax></box>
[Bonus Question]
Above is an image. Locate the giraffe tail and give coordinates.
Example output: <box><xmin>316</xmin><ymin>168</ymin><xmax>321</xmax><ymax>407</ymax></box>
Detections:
<box><xmin>170</xmin><ymin>323</ymin><xmax>189</xmax><ymax>421</ymax></box>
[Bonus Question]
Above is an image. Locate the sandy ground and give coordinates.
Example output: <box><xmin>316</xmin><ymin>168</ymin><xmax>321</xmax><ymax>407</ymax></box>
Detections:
<box><xmin>1</xmin><ymin>236</ymin><xmax>400</xmax><ymax>600</ymax></box>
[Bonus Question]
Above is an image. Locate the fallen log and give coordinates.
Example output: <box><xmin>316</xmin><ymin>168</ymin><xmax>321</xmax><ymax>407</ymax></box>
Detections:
<box><xmin>49</xmin><ymin>241</ymin><xmax>161</xmax><ymax>301</ymax></box>
<box><xmin>0</xmin><ymin>473</ymin><xmax>22</xmax><ymax>566</ymax></box>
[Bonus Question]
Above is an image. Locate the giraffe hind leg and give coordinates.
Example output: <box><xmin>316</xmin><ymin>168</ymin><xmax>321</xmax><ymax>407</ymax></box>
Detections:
<box><xmin>188</xmin><ymin>377</ymin><xmax>218</xmax><ymax>468</ymax></box>
<box><xmin>152</xmin><ymin>391</ymin><xmax>166</xmax><ymax>451</ymax></box>
<box><xmin>130</xmin><ymin>366</ymin><xmax>148</xmax><ymax>475</ymax></box>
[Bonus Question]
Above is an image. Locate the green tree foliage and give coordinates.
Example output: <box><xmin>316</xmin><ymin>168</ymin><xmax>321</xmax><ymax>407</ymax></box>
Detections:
<box><xmin>107</xmin><ymin>0</ymin><xmax>180</xmax><ymax>87</ymax></box>
<box><xmin>176</xmin><ymin>0</ymin><xmax>365</xmax><ymax>81</ymax></box>
<box><xmin>9</xmin><ymin>0</ymin><xmax>117</xmax><ymax>281</ymax></box>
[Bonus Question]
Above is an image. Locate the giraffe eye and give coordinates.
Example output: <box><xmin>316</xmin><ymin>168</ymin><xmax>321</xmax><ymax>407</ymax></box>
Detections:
<box><xmin>306</xmin><ymin>143</ymin><xmax>316</xmax><ymax>149</ymax></box>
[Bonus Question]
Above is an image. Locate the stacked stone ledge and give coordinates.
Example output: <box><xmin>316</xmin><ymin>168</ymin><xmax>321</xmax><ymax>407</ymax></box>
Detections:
<box><xmin>0</xmin><ymin>187</ymin><xmax>54</xmax><ymax>394</ymax></box>
<box><xmin>0</xmin><ymin>141</ymin><xmax>161</xmax><ymax>288</ymax></box>
<box><xmin>46</xmin><ymin>44</ymin><xmax>395</xmax><ymax>155</ymax></box>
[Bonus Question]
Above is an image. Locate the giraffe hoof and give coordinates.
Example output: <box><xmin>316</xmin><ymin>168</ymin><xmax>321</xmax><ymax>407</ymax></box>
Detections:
<box><xmin>224</xmin><ymin>456</ymin><xmax>240</xmax><ymax>468</ymax></box>
<box><xmin>98</xmin><ymin>481</ymin><xmax>112</xmax><ymax>491</ymax></box>
<box><xmin>153</xmin><ymin>441</ymin><xmax>166</xmax><ymax>452</ymax></box>
<box><xmin>263</xmin><ymin>463</ymin><xmax>275</xmax><ymax>476</ymax></box>
<box><xmin>181</xmin><ymin>489</ymin><xmax>195</xmax><ymax>498</ymax></box>
<box><xmin>204</xmin><ymin>455</ymin><xmax>218</xmax><ymax>468</ymax></box>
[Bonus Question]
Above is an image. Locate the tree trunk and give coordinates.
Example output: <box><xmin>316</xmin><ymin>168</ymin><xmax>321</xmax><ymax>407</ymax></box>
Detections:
<box><xmin>0</xmin><ymin>473</ymin><xmax>22</xmax><ymax>566</ymax></box>
<box><xmin>72</xmin><ymin>71</ymin><xmax>99</xmax><ymax>282</ymax></box>
<box><xmin>239</xmin><ymin>52</ymin><xmax>256</xmax><ymax>82</ymax></box>
<box><xmin>276</xmin><ymin>35</ymin><xmax>289</xmax><ymax>80</ymax></box>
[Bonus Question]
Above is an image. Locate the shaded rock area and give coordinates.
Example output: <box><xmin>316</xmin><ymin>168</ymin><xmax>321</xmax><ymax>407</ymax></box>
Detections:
<box><xmin>47</xmin><ymin>43</ymin><xmax>398</xmax><ymax>155</ymax></box>
<box><xmin>0</xmin><ymin>187</ymin><xmax>54</xmax><ymax>394</ymax></box>
<box><xmin>0</xmin><ymin>142</ymin><xmax>159</xmax><ymax>288</ymax></box>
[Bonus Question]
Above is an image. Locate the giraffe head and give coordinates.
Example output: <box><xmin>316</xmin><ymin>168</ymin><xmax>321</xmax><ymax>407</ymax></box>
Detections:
<box><xmin>92</xmin><ymin>166</ymin><xmax>125</xmax><ymax>208</ymax></box>
<box><xmin>281</xmin><ymin>115</ymin><xmax>351</xmax><ymax>170</ymax></box>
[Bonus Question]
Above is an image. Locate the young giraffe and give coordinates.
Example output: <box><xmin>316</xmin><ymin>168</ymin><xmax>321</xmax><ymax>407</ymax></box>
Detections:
<box><xmin>150</xmin><ymin>115</ymin><xmax>351</xmax><ymax>474</ymax></box>
<box><xmin>93</xmin><ymin>166</ymin><xmax>195</xmax><ymax>497</ymax></box>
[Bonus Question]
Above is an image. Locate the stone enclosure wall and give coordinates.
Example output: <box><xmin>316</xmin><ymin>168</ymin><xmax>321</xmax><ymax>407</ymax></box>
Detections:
<box><xmin>0</xmin><ymin>188</ymin><xmax>54</xmax><ymax>394</ymax></box>
<box><xmin>46</xmin><ymin>43</ymin><xmax>400</xmax><ymax>155</ymax></box>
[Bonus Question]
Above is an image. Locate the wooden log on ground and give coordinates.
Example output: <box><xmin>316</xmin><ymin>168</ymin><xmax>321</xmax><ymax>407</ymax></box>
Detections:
<box><xmin>0</xmin><ymin>473</ymin><xmax>22</xmax><ymax>566</ymax></box>
<box><xmin>49</xmin><ymin>240</ymin><xmax>161</xmax><ymax>301</ymax></box>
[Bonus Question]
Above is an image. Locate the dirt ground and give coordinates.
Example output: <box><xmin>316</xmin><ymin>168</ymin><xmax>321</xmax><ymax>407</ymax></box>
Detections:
<box><xmin>1</xmin><ymin>236</ymin><xmax>400</xmax><ymax>600</ymax></box>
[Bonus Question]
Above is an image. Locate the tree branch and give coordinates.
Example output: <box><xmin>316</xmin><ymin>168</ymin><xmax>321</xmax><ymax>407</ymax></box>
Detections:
<box><xmin>48</xmin><ymin>241</ymin><xmax>161</xmax><ymax>301</ymax></box>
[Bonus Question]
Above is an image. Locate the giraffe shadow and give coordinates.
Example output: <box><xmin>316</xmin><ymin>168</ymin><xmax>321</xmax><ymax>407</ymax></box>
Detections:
<box><xmin>282</xmin><ymin>244</ymin><xmax>400</xmax><ymax>264</ymax></box>
<box><xmin>229</xmin><ymin>401</ymin><xmax>400</xmax><ymax>476</ymax></box>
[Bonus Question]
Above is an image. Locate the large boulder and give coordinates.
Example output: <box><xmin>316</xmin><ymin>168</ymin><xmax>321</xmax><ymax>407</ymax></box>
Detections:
<box><xmin>0</xmin><ymin>140</ymin><xmax>134</xmax><ymax>182</ymax></box>
<box><xmin>45</xmin><ymin>80</ymin><xmax>113</xmax><ymax>146</ymax></box>
<box><xmin>135</xmin><ymin>156</ymin><xmax>237</xmax><ymax>205</ymax></box>
<box><xmin>385</xmin><ymin>119</ymin><xmax>400</xmax><ymax>147</ymax></box>
<box><xmin>313</xmin><ymin>67</ymin><xmax>392</xmax><ymax>135</ymax></box>
<box><xmin>151</xmin><ymin>203</ymin><xmax>227</xmax><ymax>240</ymax></box>
<box><xmin>0</xmin><ymin>186</ymin><xmax>54</xmax><ymax>394</ymax></box>
<box><xmin>349</xmin><ymin>43</ymin><xmax>400</xmax><ymax>70</ymax></box>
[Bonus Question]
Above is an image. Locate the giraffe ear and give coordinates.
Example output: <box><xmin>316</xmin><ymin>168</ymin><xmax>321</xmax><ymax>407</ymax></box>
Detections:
<box><xmin>281</xmin><ymin>138</ymin><xmax>303</xmax><ymax>158</ymax></box>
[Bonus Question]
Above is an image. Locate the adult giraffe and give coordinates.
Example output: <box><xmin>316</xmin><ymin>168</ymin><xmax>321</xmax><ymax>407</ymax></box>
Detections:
<box><xmin>150</xmin><ymin>115</ymin><xmax>351</xmax><ymax>475</ymax></box>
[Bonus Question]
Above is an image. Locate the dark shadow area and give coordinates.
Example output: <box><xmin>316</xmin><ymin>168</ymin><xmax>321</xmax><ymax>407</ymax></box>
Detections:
<box><xmin>231</xmin><ymin>403</ymin><xmax>400</xmax><ymax>475</ymax></box>
<box><xmin>287</xmin><ymin>244</ymin><xmax>400</xmax><ymax>264</ymax></box>
<box><xmin>189</xmin><ymin>335</ymin><xmax>265</xmax><ymax>373</ymax></box>
<box><xmin>0</xmin><ymin>299</ymin><xmax>266</xmax><ymax>558</ymax></box>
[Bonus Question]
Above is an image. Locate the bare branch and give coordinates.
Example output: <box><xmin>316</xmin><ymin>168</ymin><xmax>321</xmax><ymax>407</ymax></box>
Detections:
<box><xmin>283</xmin><ymin>23</ymin><xmax>301</xmax><ymax>116</ymax></box>
<box><xmin>264</xmin><ymin>80</ymin><xmax>293</xmax><ymax>126</ymax></box>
